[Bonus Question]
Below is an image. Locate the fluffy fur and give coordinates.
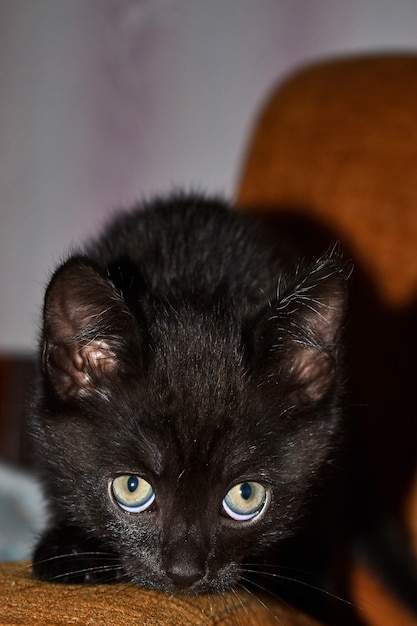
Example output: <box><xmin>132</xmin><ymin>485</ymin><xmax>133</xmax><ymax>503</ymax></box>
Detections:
<box><xmin>31</xmin><ymin>193</ymin><xmax>347</xmax><ymax>607</ymax></box>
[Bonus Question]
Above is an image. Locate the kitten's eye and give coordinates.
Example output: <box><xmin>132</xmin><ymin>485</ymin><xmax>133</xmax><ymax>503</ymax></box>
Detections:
<box><xmin>112</xmin><ymin>475</ymin><xmax>155</xmax><ymax>513</ymax></box>
<box><xmin>222</xmin><ymin>481</ymin><xmax>267</xmax><ymax>521</ymax></box>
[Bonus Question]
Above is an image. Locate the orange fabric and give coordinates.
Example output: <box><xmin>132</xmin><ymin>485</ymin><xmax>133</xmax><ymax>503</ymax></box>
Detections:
<box><xmin>0</xmin><ymin>562</ymin><xmax>321</xmax><ymax>626</ymax></box>
<box><xmin>351</xmin><ymin>564</ymin><xmax>417</xmax><ymax>626</ymax></box>
<box><xmin>237</xmin><ymin>55</ymin><xmax>417</xmax><ymax>308</ymax></box>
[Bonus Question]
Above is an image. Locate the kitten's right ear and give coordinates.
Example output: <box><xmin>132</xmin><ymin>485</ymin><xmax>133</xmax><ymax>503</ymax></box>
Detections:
<box><xmin>42</xmin><ymin>257</ymin><xmax>142</xmax><ymax>399</ymax></box>
<box><xmin>251</xmin><ymin>254</ymin><xmax>347</xmax><ymax>406</ymax></box>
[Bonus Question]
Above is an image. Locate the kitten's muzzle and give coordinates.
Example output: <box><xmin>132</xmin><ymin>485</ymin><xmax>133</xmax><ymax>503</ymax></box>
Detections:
<box><xmin>165</xmin><ymin>564</ymin><xmax>205</xmax><ymax>589</ymax></box>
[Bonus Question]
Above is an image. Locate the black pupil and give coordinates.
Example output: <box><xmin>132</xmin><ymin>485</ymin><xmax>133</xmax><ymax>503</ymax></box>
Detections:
<box><xmin>240</xmin><ymin>482</ymin><xmax>252</xmax><ymax>501</ymax></box>
<box><xmin>127</xmin><ymin>476</ymin><xmax>139</xmax><ymax>493</ymax></box>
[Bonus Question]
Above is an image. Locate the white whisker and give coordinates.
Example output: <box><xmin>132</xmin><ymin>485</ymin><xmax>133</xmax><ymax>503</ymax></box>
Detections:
<box><xmin>237</xmin><ymin>579</ymin><xmax>285</xmax><ymax>625</ymax></box>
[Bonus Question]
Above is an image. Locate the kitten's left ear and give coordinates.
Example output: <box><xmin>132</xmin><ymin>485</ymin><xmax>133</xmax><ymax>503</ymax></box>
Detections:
<box><xmin>252</xmin><ymin>255</ymin><xmax>348</xmax><ymax>405</ymax></box>
<box><xmin>42</xmin><ymin>257</ymin><xmax>142</xmax><ymax>399</ymax></box>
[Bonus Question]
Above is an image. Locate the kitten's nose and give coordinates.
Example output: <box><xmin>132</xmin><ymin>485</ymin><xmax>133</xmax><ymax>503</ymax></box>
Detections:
<box><xmin>165</xmin><ymin>565</ymin><xmax>204</xmax><ymax>589</ymax></box>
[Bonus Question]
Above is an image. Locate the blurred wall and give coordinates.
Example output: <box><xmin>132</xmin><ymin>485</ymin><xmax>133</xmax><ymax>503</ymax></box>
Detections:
<box><xmin>1</xmin><ymin>0</ymin><xmax>417</xmax><ymax>352</ymax></box>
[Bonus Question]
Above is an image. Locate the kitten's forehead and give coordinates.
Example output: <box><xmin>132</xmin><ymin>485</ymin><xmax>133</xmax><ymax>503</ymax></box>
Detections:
<box><xmin>136</xmin><ymin>411</ymin><xmax>255</xmax><ymax>493</ymax></box>
<box><xmin>105</xmin><ymin>300</ymin><xmax>275</xmax><ymax>479</ymax></box>
<box><xmin>148</xmin><ymin>305</ymin><xmax>248</xmax><ymax>411</ymax></box>
<box><xmin>143</xmin><ymin>380</ymin><xmax>245</xmax><ymax>454</ymax></box>
<box><xmin>121</xmin><ymin>371</ymin><xmax>252</xmax><ymax>480</ymax></box>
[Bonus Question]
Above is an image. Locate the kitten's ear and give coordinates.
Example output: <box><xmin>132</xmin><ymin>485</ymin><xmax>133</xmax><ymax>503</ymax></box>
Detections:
<box><xmin>252</xmin><ymin>255</ymin><xmax>347</xmax><ymax>405</ymax></box>
<box><xmin>42</xmin><ymin>257</ymin><xmax>141</xmax><ymax>399</ymax></box>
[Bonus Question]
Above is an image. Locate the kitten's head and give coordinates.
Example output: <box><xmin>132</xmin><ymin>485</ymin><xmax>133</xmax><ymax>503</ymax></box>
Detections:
<box><xmin>33</xmin><ymin>252</ymin><xmax>347</xmax><ymax>594</ymax></box>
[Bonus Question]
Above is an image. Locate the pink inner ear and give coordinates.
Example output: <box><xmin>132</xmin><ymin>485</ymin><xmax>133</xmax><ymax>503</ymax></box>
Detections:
<box><xmin>72</xmin><ymin>340</ymin><xmax>118</xmax><ymax>391</ymax></box>
<box><xmin>292</xmin><ymin>347</ymin><xmax>332</xmax><ymax>403</ymax></box>
<box><xmin>309</xmin><ymin>292</ymin><xmax>344</xmax><ymax>347</ymax></box>
<box><xmin>80</xmin><ymin>340</ymin><xmax>117</xmax><ymax>374</ymax></box>
<box><xmin>46</xmin><ymin>338</ymin><xmax>118</xmax><ymax>398</ymax></box>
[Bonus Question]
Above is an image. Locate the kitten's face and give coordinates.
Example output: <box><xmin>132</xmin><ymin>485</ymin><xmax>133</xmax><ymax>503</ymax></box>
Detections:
<box><xmin>38</xmin><ymin>346</ymin><xmax>331</xmax><ymax>594</ymax></box>
<box><xmin>33</xmin><ymin>245</ymin><xmax>345</xmax><ymax>593</ymax></box>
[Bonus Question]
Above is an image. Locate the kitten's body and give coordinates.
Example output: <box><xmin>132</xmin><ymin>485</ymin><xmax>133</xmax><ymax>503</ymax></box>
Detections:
<box><xmin>31</xmin><ymin>194</ymin><xmax>348</xmax><ymax>616</ymax></box>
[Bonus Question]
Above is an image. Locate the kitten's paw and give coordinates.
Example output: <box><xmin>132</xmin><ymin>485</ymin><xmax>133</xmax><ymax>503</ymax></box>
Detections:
<box><xmin>32</xmin><ymin>525</ymin><xmax>125</xmax><ymax>584</ymax></box>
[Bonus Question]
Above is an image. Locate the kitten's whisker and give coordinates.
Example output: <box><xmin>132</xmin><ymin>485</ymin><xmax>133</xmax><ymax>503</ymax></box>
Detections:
<box><xmin>240</xmin><ymin>574</ymin><xmax>292</xmax><ymax>609</ymax></box>
<box><xmin>32</xmin><ymin>551</ymin><xmax>121</xmax><ymax>568</ymax></box>
<box><xmin>209</xmin><ymin>592</ymin><xmax>214</xmax><ymax>618</ymax></box>
<box><xmin>237</xmin><ymin>580</ymin><xmax>285</xmax><ymax>625</ymax></box>
<box><xmin>229</xmin><ymin>586</ymin><xmax>252</xmax><ymax>626</ymax></box>
<box><xmin>45</xmin><ymin>563</ymin><xmax>126</xmax><ymax>583</ymax></box>
<box><xmin>243</xmin><ymin>567</ymin><xmax>354</xmax><ymax>608</ymax></box>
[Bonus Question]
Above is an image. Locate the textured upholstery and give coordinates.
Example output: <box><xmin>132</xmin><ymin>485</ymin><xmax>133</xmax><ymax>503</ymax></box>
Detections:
<box><xmin>237</xmin><ymin>54</ymin><xmax>417</xmax><ymax>307</ymax></box>
<box><xmin>0</xmin><ymin>562</ymin><xmax>320</xmax><ymax>626</ymax></box>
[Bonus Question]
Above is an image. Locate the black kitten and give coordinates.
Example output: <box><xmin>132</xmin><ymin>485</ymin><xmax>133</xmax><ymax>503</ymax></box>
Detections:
<box><xmin>31</xmin><ymin>193</ymin><xmax>347</xmax><ymax>601</ymax></box>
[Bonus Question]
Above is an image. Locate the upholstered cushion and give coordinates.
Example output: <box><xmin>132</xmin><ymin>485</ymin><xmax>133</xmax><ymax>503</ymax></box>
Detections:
<box><xmin>0</xmin><ymin>561</ymin><xmax>320</xmax><ymax>626</ymax></box>
<box><xmin>237</xmin><ymin>54</ymin><xmax>417</xmax><ymax>308</ymax></box>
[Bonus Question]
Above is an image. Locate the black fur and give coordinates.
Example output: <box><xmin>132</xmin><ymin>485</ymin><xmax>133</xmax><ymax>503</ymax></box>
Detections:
<box><xmin>31</xmin><ymin>193</ymin><xmax>348</xmax><ymax>613</ymax></box>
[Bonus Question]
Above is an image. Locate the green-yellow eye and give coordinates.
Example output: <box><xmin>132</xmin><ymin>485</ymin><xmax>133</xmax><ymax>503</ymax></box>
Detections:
<box><xmin>222</xmin><ymin>481</ymin><xmax>267</xmax><ymax>521</ymax></box>
<box><xmin>112</xmin><ymin>475</ymin><xmax>155</xmax><ymax>513</ymax></box>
